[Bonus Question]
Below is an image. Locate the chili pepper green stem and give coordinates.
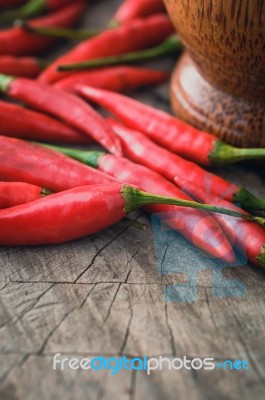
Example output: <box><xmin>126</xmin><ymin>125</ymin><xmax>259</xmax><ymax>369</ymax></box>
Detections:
<box><xmin>0</xmin><ymin>0</ymin><xmax>46</xmax><ymax>25</ymax></box>
<box><xmin>40</xmin><ymin>143</ymin><xmax>104</xmax><ymax>168</ymax></box>
<box><xmin>20</xmin><ymin>21</ymin><xmax>101</xmax><ymax>41</ymax></box>
<box><xmin>233</xmin><ymin>188</ymin><xmax>265</xmax><ymax>211</ymax></box>
<box><xmin>121</xmin><ymin>185</ymin><xmax>265</xmax><ymax>227</ymax></box>
<box><xmin>57</xmin><ymin>35</ymin><xmax>182</xmax><ymax>71</ymax></box>
<box><xmin>210</xmin><ymin>141</ymin><xmax>265</xmax><ymax>165</ymax></box>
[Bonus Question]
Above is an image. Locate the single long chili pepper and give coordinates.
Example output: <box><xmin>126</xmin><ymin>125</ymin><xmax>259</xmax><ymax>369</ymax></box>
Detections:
<box><xmin>0</xmin><ymin>75</ymin><xmax>122</xmax><ymax>155</ymax></box>
<box><xmin>54</xmin><ymin>66</ymin><xmax>168</xmax><ymax>94</ymax></box>
<box><xmin>111</xmin><ymin>0</ymin><xmax>165</xmax><ymax>26</ymax></box>
<box><xmin>0</xmin><ymin>101</ymin><xmax>90</xmax><ymax>144</ymax></box>
<box><xmin>0</xmin><ymin>1</ymin><xmax>86</xmax><ymax>56</ymax></box>
<box><xmin>0</xmin><ymin>136</ymin><xmax>116</xmax><ymax>192</ymax></box>
<box><xmin>0</xmin><ymin>182</ymin><xmax>51</xmax><ymax>209</ymax></box>
<box><xmin>76</xmin><ymin>85</ymin><xmax>265</xmax><ymax>167</ymax></box>
<box><xmin>42</xmin><ymin>144</ymin><xmax>237</xmax><ymax>262</ymax></box>
<box><xmin>0</xmin><ymin>183</ymin><xmax>263</xmax><ymax>247</ymax></box>
<box><xmin>0</xmin><ymin>0</ymin><xmax>74</xmax><ymax>25</ymax></box>
<box><xmin>174</xmin><ymin>180</ymin><xmax>265</xmax><ymax>269</ymax></box>
<box><xmin>58</xmin><ymin>36</ymin><xmax>181</xmax><ymax>72</ymax></box>
<box><xmin>0</xmin><ymin>56</ymin><xmax>49</xmax><ymax>78</ymax></box>
<box><xmin>107</xmin><ymin>119</ymin><xmax>265</xmax><ymax>212</ymax></box>
<box><xmin>38</xmin><ymin>14</ymin><xmax>174</xmax><ymax>83</ymax></box>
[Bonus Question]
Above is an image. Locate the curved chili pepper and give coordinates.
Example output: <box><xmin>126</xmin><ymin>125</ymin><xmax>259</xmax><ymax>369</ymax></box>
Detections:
<box><xmin>174</xmin><ymin>181</ymin><xmax>265</xmax><ymax>269</ymax></box>
<box><xmin>0</xmin><ymin>182</ymin><xmax>51</xmax><ymax>209</ymax></box>
<box><xmin>58</xmin><ymin>36</ymin><xmax>181</xmax><ymax>72</ymax></box>
<box><xmin>38</xmin><ymin>14</ymin><xmax>174</xmax><ymax>83</ymax></box>
<box><xmin>0</xmin><ymin>1</ymin><xmax>86</xmax><ymax>56</ymax></box>
<box><xmin>106</xmin><ymin>119</ymin><xmax>265</xmax><ymax>212</ymax></box>
<box><xmin>0</xmin><ymin>56</ymin><xmax>48</xmax><ymax>78</ymax></box>
<box><xmin>54</xmin><ymin>66</ymin><xmax>168</xmax><ymax>93</ymax></box>
<box><xmin>0</xmin><ymin>101</ymin><xmax>90</xmax><ymax>144</ymax></box>
<box><xmin>0</xmin><ymin>183</ymin><xmax>262</xmax><ymax>247</ymax></box>
<box><xmin>0</xmin><ymin>136</ymin><xmax>115</xmax><ymax>192</ymax></box>
<box><xmin>111</xmin><ymin>0</ymin><xmax>165</xmax><ymax>25</ymax></box>
<box><xmin>0</xmin><ymin>75</ymin><xmax>122</xmax><ymax>155</ymax></box>
<box><xmin>0</xmin><ymin>0</ymin><xmax>74</xmax><ymax>25</ymax></box>
<box><xmin>42</xmin><ymin>144</ymin><xmax>236</xmax><ymax>262</ymax></box>
<box><xmin>76</xmin><ymin>85</ymin><xmax>265</xmax><ymax>167</ymax></box>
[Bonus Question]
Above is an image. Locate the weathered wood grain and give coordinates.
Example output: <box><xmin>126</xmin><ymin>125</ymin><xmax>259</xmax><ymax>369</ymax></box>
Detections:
<box><xmin>0</xmin><ymin>0</ymin><xmax>265</xmax><ymax>399</ymax></box>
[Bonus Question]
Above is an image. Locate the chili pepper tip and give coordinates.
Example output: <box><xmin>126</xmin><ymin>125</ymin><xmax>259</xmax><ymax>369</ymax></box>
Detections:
<box><xmin>0</xmin><ymin>74</ymin><xmax>14</xmax><ymax>92</ymax></box>
<box><xmin>41</xmin><ymin>188</ymin><xmax>53</xmax><ymax>197</ymax></box>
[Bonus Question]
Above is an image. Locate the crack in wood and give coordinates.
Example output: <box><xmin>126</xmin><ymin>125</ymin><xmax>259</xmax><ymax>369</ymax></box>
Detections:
<box><xmin>74</xmin><ymin>225</ymin><xmax>132</xmax><ymax>283</ymax></box>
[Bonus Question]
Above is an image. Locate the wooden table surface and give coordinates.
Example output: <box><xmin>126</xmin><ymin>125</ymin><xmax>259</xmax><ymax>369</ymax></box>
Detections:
<box><xmin>1</xmin><ymin>1</ymin><xmax>265</xmax><ymax>399</ymax></box>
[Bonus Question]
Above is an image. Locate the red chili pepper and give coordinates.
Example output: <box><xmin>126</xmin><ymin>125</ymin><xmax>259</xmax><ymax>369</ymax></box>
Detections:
<box><xmin>57</xmin><ymin>35</ymin><xmax>181</xmax><ymax>72</ymax></box>
<box><xmin>42</xmin><ymin>144</ymin><xmax>236</xmax><ymax>262</ymax></box>
<box><xmin>0</xmin><ymin>182</ymin><xmax>51</xmax><ymax>209</ymax></box>
<box><xmin>112</xmin><ymin>0</ymin><xmax>165</xmax><ymax>25</ymax></box>
<box><xmin>0</xmin><ymin>101</ymin><xmax>91</xmax><ymax>144</ymax></box>
<box><xmin>54</xmin><ymin>66</ymin><xmax>168</xmax><ymax>93</ymax></box>
<box><xmin>0</xmin><ymin>182</ymin><xmax>259</xmax><ymax>247</ymax></box>
<box><xmin>0</xmin><ymin>1</ymin><xmax>86</xmax><ymax>56</ymax></box>
<box><xmin>0</xmin><ymin>136</ymin><xmax>116</xmax><ymax>192</ymax></box>
<box><xmin>174</xmin><ymin>180</ymin><xmax>265</xmax><ymax>269</ymax></box>
<box><xmin>0</xmin><ymin>76</ymin><xmax>122</xmax><ymax>155</ymax></box>
<box><xmin>0</xmin><ymin>56</ymin><xmax>48</xmax><ymax>78</ymax></box>
<box><xmin>38</xmin><ymin>14</ymin><xmax>174</xmax><ymax>83</ymax></box>
<box><xmin>0</xmin><ymin>0</ymin><xmax>75</xmax><ymax>24</ymax></box>
<box><xmin>76</xmin><ymin>85</ymin><xmax>265</xmax><ymax>167</ymax></box>
<box><xmin>107</xmin><ymin>119</ymin><xmax>265</xmax><ymax>212</ymax></box>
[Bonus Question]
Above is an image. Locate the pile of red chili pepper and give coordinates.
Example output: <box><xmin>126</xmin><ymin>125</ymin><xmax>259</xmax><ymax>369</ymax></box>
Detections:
<box><xmin>0</xmin><ymin>0</ymin><xmax>265</xmax><ymax>271</ymax></box>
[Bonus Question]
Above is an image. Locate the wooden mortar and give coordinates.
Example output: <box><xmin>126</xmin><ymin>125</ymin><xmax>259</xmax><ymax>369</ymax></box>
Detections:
<box><xmin>163</xmin><ymin>0</ymin><xmax>265</xmax><ymax>147</ymax></box>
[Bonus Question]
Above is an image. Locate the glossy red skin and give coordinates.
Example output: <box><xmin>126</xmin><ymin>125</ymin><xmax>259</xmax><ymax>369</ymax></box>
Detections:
<box><xmin>46</xmin><ymin>0</ymin><xmax>74</xmax><ymax>11</ymax></box>
<box><xmin>7</xmin><ymin>78</ymin><xmax>122</xmax><ymax>155</ymax></box>
<box><xmin>39</xmin><ymin>14</ymin><xmax>174</xmax><ymax>83</ymax></box>
<box><xmin>0</xmin><ymin>1</ymin><xmax>86</xmax><ymax>56</ymax></box>
<box><xmin>174</xmin><ymin>181</ymin><xmax>265</xmax><ymax>268</ymax></box>
<box><xmin>0</xmin><ymin>184</ymin><xmax>126</xmax><ymax>246</ymax></box>
<box><xmin>76</xmin><ymin>86</ymin><xmax>216</xmax><ymax>166</ymax></box>
<box><xmin>54</xmin><ymin>66</ymin><xmax>168</xmax><ymax>94</ymax></box>
<box><xmin>0</xmin><ymin>182</ymin><xmax>43</xmax><ymax>209</ymax></box>
<box><xmin>0</xmin><ymin>56</ymin><xmax>42</xmax><ymax>78</ymax></box>
<box><xmin>114</xmin><ymin>0</ymin><xmax>165</xmax><ymax>23</ymax></box>
<box><xmin>0</xmin><ymin>101</ymin><xmax>91</xmax><ymax>144</ymax></box>
<box><xmin>108</xmin><ymin>119</ymin><xmax>239</xmax><ymax>202</ymax></box>
<box><xmin>98</xmin><ymin>154</ymin><xmax>235</xmax><ymax>263</ymax></box>
<box><xmin>0</xmin><ymin>136</ymin><xmax>116</xmax><ymax>192</ymax></box>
